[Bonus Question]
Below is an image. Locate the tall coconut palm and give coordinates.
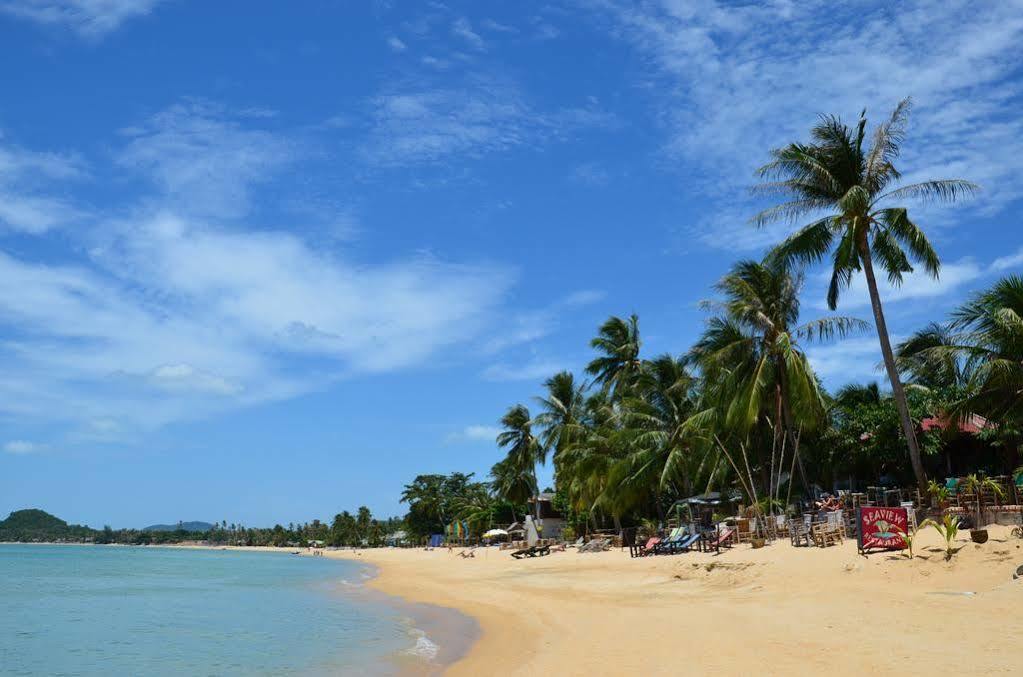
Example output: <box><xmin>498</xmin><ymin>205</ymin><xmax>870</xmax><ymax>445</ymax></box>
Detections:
<box><xmin>533</xmin><ymin>371</ymin><xmax>586</xmax><ymax>467</ymax></box>
<box><xmin>755</xmin><ymin>98</ymin><xmax>978</xmax><ymax>490</ymax></box>
<box><xmin>691</xmin><ymin>259</ymin><xmax>864</xmax><ymax>478</ymax></box>
<box><xmin>586</xmin><ymin>314</ymin><xmax>642</xmax><ymax>398</ymax></box>
<box><xmin>491</xmin><ymin>404</ymin><xmax>543</xmax><ymax>505</ymax></box>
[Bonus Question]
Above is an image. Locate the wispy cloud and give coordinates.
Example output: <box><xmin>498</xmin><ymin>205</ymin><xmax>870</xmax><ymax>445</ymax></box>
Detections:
<box><xmin>482</xmin><ymin>289</ymin><xmax>605</xmax><ymax>354</ymax></box>
<box><xmin>3</xmin><ymin>439</ymin><xmax>45</xmax><ymax>454</ymax></box>
<box><xmin>809</xmin><ymin>257</ymin><xmax>986</xmax><ymax>311</ymax></box>
<box><xmin>482</xmin><ymin>357</ymin><xmax>567</xmax><ymax>382</ymax></box>
<box><xmin>991</xmin><ymin>247</ymin><xmax>1023</xmax><ymax>272</ymax></box>
<box><xmin>0</xmin><ymin>0</ymin><xmax>164</xmax><ymax>38</ymax></box>
<box><xmin>452</xmin><ymin>17</ymin><xmax>485</xmax><ymax>50</ymax></box>
<box><xmin>445</xmin><ymin>424</ymin><xmax>500</xmax><ymax>444</ymax></box>
<box><xmin>591</xmin><ymin>0</ymin><xmax>1023</xmax><ymax>250</ymax></box>
<box><xmin>0</xmin><ymin>140</ymin><xmax>86</xmax><ymax>233</ymax></box>
<box><xmin>0</xmin><ymin>102</ymin><xmax>517</xmax><ymax>437</ymax></box>
<box><xmin>805</xmin><ymin>336</ymin><xmax>889</xmax><ymax>386</ymax></box>
<box><xmin>117</xmin><ymin>101</ymin><xmax>297</xmax><ymax>219</ymax></box>
<box><xmin>362</xmin><ymin>79</ymin><xmax>617</xmax><ymax>167</ymax></box>
<box><xmin>386</xmin><ymin>35</ymin><xmax>406</xmax><ymax>52</ymax></box>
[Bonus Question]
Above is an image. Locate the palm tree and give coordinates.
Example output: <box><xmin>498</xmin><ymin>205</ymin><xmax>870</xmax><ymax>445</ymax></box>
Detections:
<box><xmin>555</xmin><ymin>391</ymin><xmax>628</xmax><ymax>528</ymax></box>
<box><xmin>949</xmin><ymin>275</ymin><xmax>1023</xmax><ymax>426</ymax></box>
<box><xmin>586</xmin><ymin>314</ymin><xmax>642</xmax><ymax>398</ymax></box>
<box><xmin>491</xmin><ymin>404</ymin><xmax>543</xmax><ymax>505</ymax></box>
<box><xmin>533</xmin><ymin>371</ymin><xmax>586</xmax><ymax>472</ymax></box>
<box><xmin>755</xmin><ymin>98</ymin><xmax>978</xmax><ymax>490</ymax></box>
<box><xmin>832</xmin><ymin>382</ymin><xmax>882</xmax><ymax>409</ymax></box>
<box><xmin>690</xmin><ymin>259</ymin><xmax>865</xmax><ymax>494</ymax></box>
<box><xmin>896</xmin><ymin>323</ymin><xmax>968</xmax><ymax>391</ymax></box>
<box><xmin>610</xmin><ymin>355</ymin><xmax>709</xmax><ymax>509</ymax></box>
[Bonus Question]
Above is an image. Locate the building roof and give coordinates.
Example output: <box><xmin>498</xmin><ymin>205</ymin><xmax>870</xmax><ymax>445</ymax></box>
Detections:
<box><xmin>920</xmin><ymin>413</ymin><xmax>989</xmax><ymax>434</ymax></box>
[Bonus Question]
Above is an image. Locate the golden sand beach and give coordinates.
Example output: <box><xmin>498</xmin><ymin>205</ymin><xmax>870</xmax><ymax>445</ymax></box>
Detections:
<box><xmin>321</xmin><ymin>525</ymin><xmax>1023</xmax><ymax>676</ymax></box>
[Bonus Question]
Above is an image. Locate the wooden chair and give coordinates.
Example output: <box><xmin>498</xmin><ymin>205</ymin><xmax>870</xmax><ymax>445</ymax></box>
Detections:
<box><xmin>789</xmin><ymin>517</ymin><xmax>812</xmax><ymax>547</ymax></box>
<box><xmin>735</xmin><ymin>518</ymin><xmax>752</xmax><ymax>544</ymax></box>
<box><xmin>811</xmin><ymin>521</ymin><xmax>842</xmax><ymax>548</ymax></box>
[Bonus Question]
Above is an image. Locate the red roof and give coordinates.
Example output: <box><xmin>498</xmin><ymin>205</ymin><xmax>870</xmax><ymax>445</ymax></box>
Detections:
<box><xmin>920</xmin><ymin>413</ymin><xmax>989</xmax><ymax>434</ymax></box>
<box><xmin>860</xmin><ymin>413</ymin><xmax>989</xmax><ymax>441</ymax></box>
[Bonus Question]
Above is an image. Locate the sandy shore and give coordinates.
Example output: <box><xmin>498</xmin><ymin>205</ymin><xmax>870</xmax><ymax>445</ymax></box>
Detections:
<box><xmin>319</xmin><ymin>525</ymin><xmax>1023</xmax><ymax>676</ymax></box>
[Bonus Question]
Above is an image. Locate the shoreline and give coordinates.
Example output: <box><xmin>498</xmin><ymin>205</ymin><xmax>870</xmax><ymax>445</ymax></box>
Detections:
<box><xmin>324</xmin><ymin>527</ymin><xmax>1023</xmax><ymax>675</ymax></box>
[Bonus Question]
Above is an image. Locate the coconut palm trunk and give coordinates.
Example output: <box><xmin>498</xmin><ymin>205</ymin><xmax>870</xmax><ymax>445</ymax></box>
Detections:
<box><xmin>859</xmin><ymin>242</ymin><xmax>927</xmax><ymax>491</ymax></box>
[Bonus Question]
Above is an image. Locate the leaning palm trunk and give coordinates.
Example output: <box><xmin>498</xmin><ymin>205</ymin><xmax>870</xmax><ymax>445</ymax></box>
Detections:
<box><xmin>860</xmin><ymin>243</ymin><xmax>927</xmax><ymax>491</ymax></box>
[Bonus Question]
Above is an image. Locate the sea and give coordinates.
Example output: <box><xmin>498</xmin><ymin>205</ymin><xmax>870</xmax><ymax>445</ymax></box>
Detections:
<box><xmin>0</xmin><ymin>544</ymin><xmax>474</xmax><ymax>676</ymax></box>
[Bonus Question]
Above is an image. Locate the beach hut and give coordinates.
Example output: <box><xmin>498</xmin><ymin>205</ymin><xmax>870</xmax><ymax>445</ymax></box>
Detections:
<box><xmin>528</xmin><ymin>492</ymin><xmax>566</xmax><ymax>540</ymax></box>
<box><xmin>444</xmin><ymin>520</ymin><xmax>470</xmax><ymax>545</ymax></box>
<box><xmin>384</xmin><ymin>530</ymin><xmax>408</xmax><ymax>547</ymax></box>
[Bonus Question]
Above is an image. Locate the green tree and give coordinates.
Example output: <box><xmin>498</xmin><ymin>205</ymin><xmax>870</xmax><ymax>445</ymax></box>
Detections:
<box><xmin>533</xmin><ymin>371</ymin><xmax>586</xmax><ymax>474</ymax></box>
<box><xmin>586</xmin><ymin>314</ymin><xmax>642</xmax><ymax>398</ymax></box>
<box><xmin>690</xmin><ymin>258</ymin><xmax>863</xmax><ymax>495</ymax></box>
<box><xmin>756</xmin><ymin>98</ymin><xmax>977</xmax><ymax>490</ymax></box>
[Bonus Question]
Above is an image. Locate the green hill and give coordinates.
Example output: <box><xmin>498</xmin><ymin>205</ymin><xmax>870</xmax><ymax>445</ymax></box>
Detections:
<box><xmin>0</xmin><ymin>509</ymin><xmax>72</xmax><ymax>541</ymax></box>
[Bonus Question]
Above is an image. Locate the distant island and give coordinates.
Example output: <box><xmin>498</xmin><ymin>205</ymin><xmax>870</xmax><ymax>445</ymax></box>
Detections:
<box><xmin>0</xmin><ymin>508</ymin><xmax>402</xmax><ymax>547</ymax></box>
<box><xmin>143</xmin><ymin>521</ymin><xmax>215</xmax><ymax>533</ymax></box>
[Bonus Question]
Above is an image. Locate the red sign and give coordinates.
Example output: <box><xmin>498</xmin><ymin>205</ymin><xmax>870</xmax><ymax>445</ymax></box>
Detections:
<box><xmin>857</xmin><ymin>507</ymin><xmax>908</xmax><ymax>553</ymax></box>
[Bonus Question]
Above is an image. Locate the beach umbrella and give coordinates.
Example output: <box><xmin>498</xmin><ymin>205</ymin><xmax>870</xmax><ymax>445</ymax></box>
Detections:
<box><xmin>483</xmin><ymin>528</ymin><xmax>508</xmax><ymax>538</ymax></box>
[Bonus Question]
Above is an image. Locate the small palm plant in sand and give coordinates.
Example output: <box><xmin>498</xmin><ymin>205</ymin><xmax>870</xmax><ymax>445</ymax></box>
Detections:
<box><xmin>961</xmin><ymin>474</ymin><xmax>1003</xmax><ymax>541</ymax></box>
<box><xmin>918</xmin><ymin>514</ymin><xmax>961</xmax><ymax>560</ymax></box>
<box><xmin>926</xmin><ymin>479</ymin><xmax>950</xmax><ymax>511</ymax></box>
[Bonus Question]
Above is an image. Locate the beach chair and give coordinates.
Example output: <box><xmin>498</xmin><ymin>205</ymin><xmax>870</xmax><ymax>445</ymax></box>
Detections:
<box><xmin>658</xmin><ymin>527</ymin><xmax>701</xmax><ymax>554</ymax></box>
<box><xmin>702</xmin><ymin>526</ymin><xmax>735</xmax><ymax>553</ymax></box>
<box><xmin>651</xmin><ymin>528</ymin><xmax>680</xmax><ymax>554</ymax></box>
<box><xmin>629</xmin><ymin>536</ymin><xmax>661</xmax><ymax>558</ymax></box>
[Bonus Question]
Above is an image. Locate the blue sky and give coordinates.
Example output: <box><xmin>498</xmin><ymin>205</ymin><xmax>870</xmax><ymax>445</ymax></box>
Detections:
<box><xmin>1</xmin><ymin>0</ymin><xmax>1021</xmax><ymax>528</ymax></box>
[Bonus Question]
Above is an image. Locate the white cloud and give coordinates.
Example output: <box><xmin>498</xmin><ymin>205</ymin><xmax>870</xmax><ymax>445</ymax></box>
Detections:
<box><xmin>0</xmin><ymin>0</ymin><xmax>164</xmax><ymax>38</ymax></box>
<box><xmin>991</xmin><ymin>247</ymin><xmax>1023</xmax><ymax>272</ymax></box>
<box><xmin>363</xmin><ymin>81</ymin><xmax>616</xmax><ymax>167</ymax></box>
<box><xmin>482</xmin><ymin>289</ymin><xmax>604</xmax><ymax>353</ymax></box>
<box><xmin>446</xmin><ymin>424</ymin><xmax>500</xmax><ymax>443</ymax></box>
<box><xmin>811</xmin><ymin>258</ymin><xmax>986</xmax><ymax>311</ymax></box>
<box><xmin>117</xmin><ymin>102</ymin><xmax>296</xmax><ymax>219</ymax></box>
<box><xmin>0</xmin><ymin>211</ymin><xmax>513</xmax><ymax>433</ymax></box>
<box><xmin>591</xmin><ymin>0</ymin><xmax>1023</xmax><ymax>250</ymax></box>
<box><xmin>452</xmin><ymin>17</ymin><xmax>485</xmax><ymax>49</ymax></box>
<box><xmin>482</xmin><ymin>358</ymin><xmax>565</xmax><ymax>382</ymax></box>
<box><xmin>3</xmin><ymin>439</ymin><xmax>44</xmax><ymax>454</ymax></box>
<box><xmin>146</xmin><ymin>363</ymin><xmax>241</xmax><ymax>396</ymax></box>
<box><xmin>386</xmin><ymin>35</ymin><xmax>406</xmax><ymax>52</ymax></box>
<box><xmin>0</xmin><ymin>141</ymin><xmax>86</xmax><ymax>233</ymax></box>
<box><xmin>805</xmin><ymin>337</ymin><xmax>887</xmax><ymax>385</ymax></box>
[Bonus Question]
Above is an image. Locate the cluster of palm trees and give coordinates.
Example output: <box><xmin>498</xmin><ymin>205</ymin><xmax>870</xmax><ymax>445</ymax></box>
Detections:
<box><xmin>482</xmin><ymin>98</ymin><xmax>1023</xmax><ymax>530</ymax></box>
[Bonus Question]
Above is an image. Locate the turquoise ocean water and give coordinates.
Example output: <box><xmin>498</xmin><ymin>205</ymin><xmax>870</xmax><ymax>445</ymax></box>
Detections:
<box><xmin>0</xmin><ymin>545</ymin><xmax>449</xmax><ymax>676</ymax></box>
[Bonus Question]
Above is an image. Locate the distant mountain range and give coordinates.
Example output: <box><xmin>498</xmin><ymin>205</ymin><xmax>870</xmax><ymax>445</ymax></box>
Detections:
<box><xmin>142</xmin><ymin>521</ymin><xmax>215</xmax><ymax>532</ymax></box>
